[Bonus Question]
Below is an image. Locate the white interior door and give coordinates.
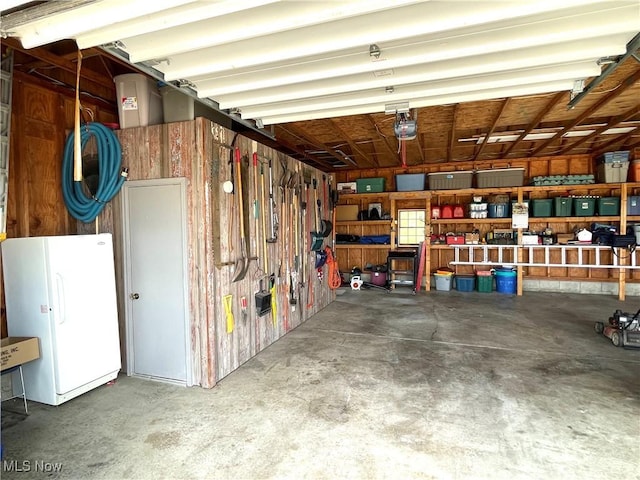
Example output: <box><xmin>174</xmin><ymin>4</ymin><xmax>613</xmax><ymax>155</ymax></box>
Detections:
<box><xmin>122</xmin><ymin>178</ymin><xmax>191</xmax><ymax>384</ymax></box>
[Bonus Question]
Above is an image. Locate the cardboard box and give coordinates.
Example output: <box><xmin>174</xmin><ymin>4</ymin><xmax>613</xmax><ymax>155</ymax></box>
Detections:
<box><xmin>1</xmin><ymin>337</ymin><xmax>40</xmax><ymax>371</ymax></box>
<box><xmin>465</xmin><ymin>232</ymin><xmax>480</xmax><ymax>244</ymax></box>
<box><xmin>336</xmin><ymin>205</ymin><xmax>359</xmax><ymax>221</ymax></box>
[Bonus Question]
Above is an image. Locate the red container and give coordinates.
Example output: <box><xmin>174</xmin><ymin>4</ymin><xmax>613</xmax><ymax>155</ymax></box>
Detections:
<box><xmin>431</xmin><ymin>205</ymin><xmax>441</xmax><ymax>219</ymax></box>
<box><xmin>453</xmin><ymin>205</ymin><xmax>465</xmax><ymax>218</ymax></box>
<box><xmin>371</xmin><ymin>271</ymin><xmax>387</xmax><ymax>286</ymax></box>
<box><xmin>446</xmin><ymin>235</ymin><xmax>465</xmax><ymax>245</ymax></box>
<box><xmin>630</xmin><ymin>160</ymin><xmax>640</xmax><ymax>182</ymax></box>
<box><xmin>441</xmin><ymin>205</ymin><xmax>453</xmax><ymax>219</ymax></box>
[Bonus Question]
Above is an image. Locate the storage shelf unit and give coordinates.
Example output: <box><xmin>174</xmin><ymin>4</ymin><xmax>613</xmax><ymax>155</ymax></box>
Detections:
<box><xmin>335</xmin><ymin>182</ymin><xmax>640</xmax><ymax>299</ymax></box>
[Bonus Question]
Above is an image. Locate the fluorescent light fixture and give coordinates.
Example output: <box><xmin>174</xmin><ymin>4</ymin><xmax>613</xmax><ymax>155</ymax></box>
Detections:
<box><xmin>239</xmin><ymin>62</ymin><xmax>599</xmax><ymax>120</ymax></box>
<box><xmin>461</xmin><ymin>126</ymin><xmax>637</xmax><ymax>144</ymax></box>
<box><xmin>10</xmin><ymin>0</ymin><xmax>197</xmax><ymax>49</ymax></box>
<box><xmin>213</xmin><ymin>36</ymin><xmax>627</xmax><ymax>108</ymax></box>
<box><xmin>127</xmin><ymin>0</ymin><xmax>423</xmax><ymax>66</ymax></box>
<box><xmin>157</xmin><ymin>1</ymin><xmax>616</xmax><ymax>80</ymax></box>
<box><xmin>183</xmin><ymin>5</ymin><xmax>637</xmax><ymax>90</ymax></box>
<box><xmin>257</xmin><ymin>79</ymin><xmax>574</xmax><ymax>125</ymax></box>
<box><xmin>76</xmin><ymin>0</ymin><xmax>279</xmax><ymax>49</ymax></box>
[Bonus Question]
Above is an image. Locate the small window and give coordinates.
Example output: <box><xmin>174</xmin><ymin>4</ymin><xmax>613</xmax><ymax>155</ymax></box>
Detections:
<box><xmin>397</xmin><ymin>209</ymin><xmax>425</xmax><ymax>246</ymax></box>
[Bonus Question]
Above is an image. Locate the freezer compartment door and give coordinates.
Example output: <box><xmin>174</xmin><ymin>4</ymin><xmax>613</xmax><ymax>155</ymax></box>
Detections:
<box><xmin>46</xmin><ymin>234</ymin><xmax>121</xmax><ymax>395</ymax></box>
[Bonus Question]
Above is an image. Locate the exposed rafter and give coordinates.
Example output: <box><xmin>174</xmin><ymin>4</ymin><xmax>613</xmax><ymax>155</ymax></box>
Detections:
<box><xmin>502</xmin><ymin>91</ymin><xmax>566</xmax><ymax>157</ymax></box>
<box><xmin>328</xmin><ymin>119</ymin><xmax>378</xmax><ymax>168</ymax></box>
<box><xmin>531</xmin><ymin>67</ymin><xmax>640</xmax><ymax>157</ymax></box>
<box><xmin>559</xmin><ymin>104</ymin><xmax>640</xmax><ymax>154</ymax></box>
<box><xmin>3</xmin><ymin>37</ymin><xmax>114</xmax><ymax>91</ymax></box>
<box><xmin>474</xmin><ymin>98</ymin><xmax>511</xmax><ymax>161</ymax></box>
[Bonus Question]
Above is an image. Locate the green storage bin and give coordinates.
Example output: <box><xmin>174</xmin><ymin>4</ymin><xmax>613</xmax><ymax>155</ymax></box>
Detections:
<box><xmin>356</xmin><ymin>177</ymin><xmax>385</xmax><ymax>193</ymax></box>
<box><xmin>597</xmin><ymin>196</ymin><xmax>620</xmax><ymax>216</ymax></box>
<box><xmin>531</xmin><ymin>198</ymin><xmax>553</xmax><ymax>217</ymax></box>
<box><xmin>554</xmin><ymin>197</ymin><xmax>572</xmax><ymax>216</ymax></box>
<box><xmin>573</xmin><ymin>197</ymin><xmax>596</xmax><ymax>216</ymax></box>
<box><xmin>477</xmin><ymin>274</ymin><xmax>493</xmax><ymax>293</ymax></box>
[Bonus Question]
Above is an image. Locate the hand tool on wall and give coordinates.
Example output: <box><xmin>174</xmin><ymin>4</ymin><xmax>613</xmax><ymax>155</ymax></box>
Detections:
<box><xmin>223</xmin><ymin>294</ymin><xmax>234</xmax><ymax>333</ymax></box>
<box><xmin>255</xmin><ymin>160</ymin><xmax>272</xmax><ymax>316</ymax></box>
<box><xmin>267</xmin><ymin>158</ymin><xmax>278</xmax><ymax>243</ymax></box>
<box><xmin>232</xmin><ymin>147</ymin><xmax>249</xmax><ymax>282</ymax></box>
<box><xmin>310</xmin><ymin>178</ymin><xmax>324</xmax><ymax>251</ymax></box>
<box><xmin>320</xmin><ymin>174</ymin><xmax>333</xmax><ymax>237</ymax></box>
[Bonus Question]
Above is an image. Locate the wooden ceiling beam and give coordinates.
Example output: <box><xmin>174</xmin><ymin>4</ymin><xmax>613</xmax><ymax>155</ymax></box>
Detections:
<box><xmin>448</xmin><ymin>104</ymin><xmax>459</xmax><ymax>163</ymax></box>
<box><xmin>3</xmin><ymin>37</ymin><xmax>115</xmax><ymax>91</ymax></box>
<box><xmin>328</xmin><ymin>119</ymin><xmax>378</xmax><ymax>167</ymax></box>
<box><xmin>271</xmin><ymin>134</ymin><xmax>334</xmax><ymax>170</ymax></box>
<box><xmin>365</xmin><ymin>114</ymin><xmax>397</xmax><ymax>159</ymax></box>
<box><xmin>473</xmin><ymin>98</ymin><xmax>510</xmax><ymax>161</ymax></box>
<box><xmin>276</xmin><ymin>125</ymin><xmax>341</xmax><ymax>169</ymax></box>
<box><xmin>531</xmin><ymin>67</ymin><xmax>640</xmax><ymax>157</ymax></box>
<box><xmin>502</xmin><ymin>91</ymin><xmax>565</xmax><ymax>157</ymax></box>
<box><xmin>592</xmin><ymin>126</ymin><xmax>640</xmax><ymax>156</ymax></box>
<box><xmin>559</xmin><ymin>104</ymin><xmax>640</xmax><ymax>155</ymax></box>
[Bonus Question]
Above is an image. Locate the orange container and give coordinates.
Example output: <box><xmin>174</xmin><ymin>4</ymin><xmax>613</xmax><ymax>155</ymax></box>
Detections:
<box><xmin>630</xmin><ymin>160</ymin><xmax>640</xmax><ymax>182</ymax></box>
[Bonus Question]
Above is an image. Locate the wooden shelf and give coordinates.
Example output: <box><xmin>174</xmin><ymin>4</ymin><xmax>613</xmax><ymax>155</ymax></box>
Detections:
<box><xmin>337</xmin><ymin>182</ymin><xmax>640</xmax><ymax>299</ymax></box>
<box><xmin>433</xmin><ymin>215</ymin><xmax>636</xmax><ymax>225</ymax></box>
<box><xmin>335</xmin><ymin>220</ymin><xmax>390</xmax><ymax>226</ymax></box>
<box><xmin>335</xmin><ymin>244</ymin><xmax>392</xmax><ymax>249</ymax></box>
<box><xmin>432</xmin><ymin>218</ymin><xmax>512</xmax><ymax>224</ymax></box>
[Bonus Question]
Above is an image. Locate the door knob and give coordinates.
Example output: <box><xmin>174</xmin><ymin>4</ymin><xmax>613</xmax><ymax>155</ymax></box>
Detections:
<box><xmin>130</xmin><ymin>293</ymin><xmax>140</xmax><ymax>300</ymax></box>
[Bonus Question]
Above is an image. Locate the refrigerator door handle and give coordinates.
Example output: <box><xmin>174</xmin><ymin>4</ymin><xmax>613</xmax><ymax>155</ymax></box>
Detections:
<box><xmin>56</xmin><ymin>273</ymin><xmax>66</xmax><ymax>324</ymax></box>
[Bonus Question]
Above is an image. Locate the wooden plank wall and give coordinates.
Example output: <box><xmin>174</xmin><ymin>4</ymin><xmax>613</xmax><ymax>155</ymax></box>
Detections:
<box><xmin>1</xmin><ymin>70</ymin><xmax>334</xmax><ymax>383</ymax></box>
<box><xmin>92</xmin><ymin>119</ymin><xmax>333</xmax><ymax>388</ymax></box>
<box><xmin>1</xmin><ymin>73</ymin><xmax>118</xmax><ymax>338</ymax></box>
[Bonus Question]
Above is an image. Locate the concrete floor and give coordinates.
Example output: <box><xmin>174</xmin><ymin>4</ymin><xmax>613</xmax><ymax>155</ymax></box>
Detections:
<box><xmin>2</xmin><ymin>289</ymin><xmax>640</xmax><ymax>480</ymax></box>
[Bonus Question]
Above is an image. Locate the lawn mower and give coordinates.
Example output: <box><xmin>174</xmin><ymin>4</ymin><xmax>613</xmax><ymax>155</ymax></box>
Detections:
<box><xmin>595</xmin><ymin>309</ymin><xmax>640</xmax><ymax>348</ymax></box>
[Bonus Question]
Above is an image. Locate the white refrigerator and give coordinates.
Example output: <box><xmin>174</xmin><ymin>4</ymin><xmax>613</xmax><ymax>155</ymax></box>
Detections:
<box><xmin>1</xmin><ymin>233</ymin><xmax>121</xmax><ymax>406</ymax></box>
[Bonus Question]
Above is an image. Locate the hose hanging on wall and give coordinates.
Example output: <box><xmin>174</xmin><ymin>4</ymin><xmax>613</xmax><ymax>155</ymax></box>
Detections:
<box><xmin>62</xmin><ymin>122</ymin><xmax>128</xmax><ymax>223</ymax></box>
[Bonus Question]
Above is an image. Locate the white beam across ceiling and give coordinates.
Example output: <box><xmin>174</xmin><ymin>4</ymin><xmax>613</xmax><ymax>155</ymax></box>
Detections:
<box><xmin>154</xmin><ymin>0</ymin><xmax>607</xmax><ymax>80</ymax></box>
<box><xmin>258</xmin><ymin>80</ymin><xmax>575</xmax><ymax>125</ymax></box>
<box><xmin>75</xmin><ymin>0</ymin><xmax>280</xmax><ymax>50</ymax></box>
<box><xmin>237</xmin><ymin>61</ymin><xmax>601</xmax><ymax>119</ymax></box>
<box><xmin>192</xmin><ymin>3</ymin><xmax>639</xmax><ymax>97</ymax></box>
<box><xmin>117</xmin><ymin>0</ymin><xmax>422</xmax><ymax>63</ymax></box>
<box><xmin>216</xmin><ymin>35</ymin><xmax>629</xmax><ymax>109</ymax></box>
<box><xmin>8</xmin><ymin>0</ymin><xmax>198</xmax><ymax>49</ymax></box>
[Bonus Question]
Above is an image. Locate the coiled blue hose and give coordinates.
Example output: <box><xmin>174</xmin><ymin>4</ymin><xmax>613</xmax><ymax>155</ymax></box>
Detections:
<box><xmin>62</xmin><ymin>123</ymin><xmax>127</xmax><ymax>223</ymax></box>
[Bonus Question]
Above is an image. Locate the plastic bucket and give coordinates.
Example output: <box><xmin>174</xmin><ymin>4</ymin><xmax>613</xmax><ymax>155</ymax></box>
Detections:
<box><xmin>495</xmin><ymin>270</ymin><xmax>517</xmax><ymax>294</ymax></box>
<box><xmin>434</xmin><ymin>273</ymin><xmax>453</xmax><ymax>291</ymax></box>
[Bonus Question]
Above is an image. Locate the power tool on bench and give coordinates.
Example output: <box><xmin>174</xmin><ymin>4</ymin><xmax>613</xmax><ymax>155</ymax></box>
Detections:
<box><xmin>595</xmin><ymin>309</ymin><xmax>640</xmax><ymax>348</ymax></box>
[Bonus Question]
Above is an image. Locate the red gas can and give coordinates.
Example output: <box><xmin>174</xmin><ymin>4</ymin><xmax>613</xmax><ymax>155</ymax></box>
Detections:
<box><xmin>431</xmin><ymin>205</ymin><xmax>441</xmax><ymax>219</ymax></box>
<box><xmin>453</xmin><ymin>204</ymin><xmax>465</xmax><ymax>218</ymax></box>
<box><xmin>441</xmin><ymin>205</ymin><xmax>453</xmax><ymax>219</ymax></box>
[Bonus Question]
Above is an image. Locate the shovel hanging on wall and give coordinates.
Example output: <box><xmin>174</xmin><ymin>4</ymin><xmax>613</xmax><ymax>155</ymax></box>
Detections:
<box><xmin>232</xmin><ymin>148</ymin><xmax>249</xmax><ymax>282</ymax></box>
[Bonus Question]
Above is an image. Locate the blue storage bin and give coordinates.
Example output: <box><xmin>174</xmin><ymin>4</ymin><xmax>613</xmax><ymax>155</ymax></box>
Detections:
<box><xmin>455</xmin><ymin>275</ymin><xmax>475</xmax><ymax>292</ymax></box>
<box><xmin>495</xmin><ymin>270</ymin><xmax>517</xmax><ymax>294</ymax></box>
